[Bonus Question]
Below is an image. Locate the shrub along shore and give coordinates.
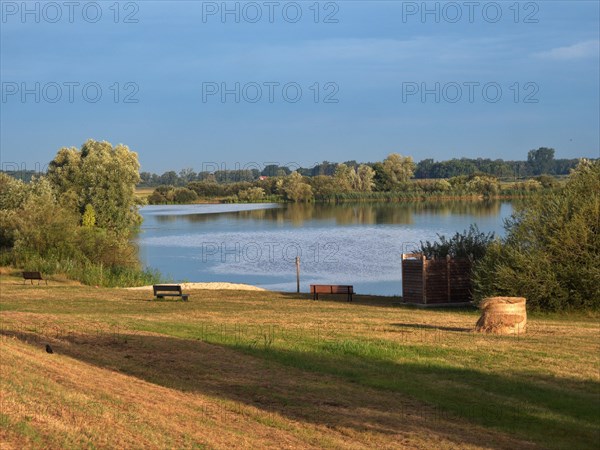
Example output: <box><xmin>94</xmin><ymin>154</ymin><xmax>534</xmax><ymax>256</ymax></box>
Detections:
<box><xmin>138</xmin><ymin>149</ymin><xmax>571</xmax><ymax>204</ymax></box>
<box><xmin>144</xmin><ymin>174</ymin><xmax>560</xmax><ymax>205</ymax></box>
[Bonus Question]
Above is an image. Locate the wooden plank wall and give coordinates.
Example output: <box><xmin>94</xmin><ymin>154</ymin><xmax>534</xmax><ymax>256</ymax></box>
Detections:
<box><xmin>401</xmin><ymin>256</ymin><xmax>423</xmax><ymax>304</ymax></box>
<box><xmin>402</xmin><ymin>254</ymin><xmax>472</xmax><ymax>304</ymax></box>
<box><xmin>448</xmin><ymin>259</ymin><xmax>472</xmax><ymax>303</ymax></box>
<box><xmin>424</xmin><ymin>259</ymin><xmax>449</xmax><ymax>304</ymax></box>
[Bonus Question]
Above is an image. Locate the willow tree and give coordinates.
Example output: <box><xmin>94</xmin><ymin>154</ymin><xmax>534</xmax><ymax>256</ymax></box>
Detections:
<box><xmin>356</xmin><ymin>164</ymin><xmax>376</xmax><ymax>192</ymax></box>
<box><xmin>282</xmin><ymin>172</ymin><xmax>314</xmax><ymax>202</ymax></box>
<box><xmin>333</xmin><ymin>163</ymin><xmax>356</xmax><ymax>193</ymax></box>
<box><xmin>383</xmin><ymin>153</ymin><xmax>415</xmax><ymax>190</ymax></box>
<box><xmin>48</xmin><ymin>139</ymin><xmax>142</xmax><ymax>236</ymax></box>
<box><xmin>375</xmin><ymin>153</ymin><xmax>415</xmax><ymax>191</ymax></box>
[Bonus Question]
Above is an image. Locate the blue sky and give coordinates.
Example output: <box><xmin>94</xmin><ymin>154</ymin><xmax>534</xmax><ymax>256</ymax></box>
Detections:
<box><xmin>1</xmin><ymin>1</ymin><xmax>599</xmax><ymax>173</ymax></box>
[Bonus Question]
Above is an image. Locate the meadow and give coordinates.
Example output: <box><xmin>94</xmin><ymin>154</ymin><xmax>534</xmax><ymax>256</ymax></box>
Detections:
<box><xmin>0</xmin><ymin>271</ymin><xmax>598</xmax><ymax>449</ymax></box>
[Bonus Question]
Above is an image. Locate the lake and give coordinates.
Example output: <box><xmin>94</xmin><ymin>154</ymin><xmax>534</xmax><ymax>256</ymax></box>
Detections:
<box><xmin>137</xmin><ymin>201</ymin><xmax>513</xmax><ymax>296</ymax></box>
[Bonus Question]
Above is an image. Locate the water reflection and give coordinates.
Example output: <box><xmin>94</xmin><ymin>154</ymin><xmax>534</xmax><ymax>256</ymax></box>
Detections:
<box><xmin>153</xmin><ymin>200</ymin><xmax>503</xmax><ymax>226</ymax></box>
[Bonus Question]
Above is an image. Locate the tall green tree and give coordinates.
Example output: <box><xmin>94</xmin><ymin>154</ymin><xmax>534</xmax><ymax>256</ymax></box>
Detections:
<box><xmin>381</xmin><ymin>153</ymin><xmax>415</xmax><ymax>190</ymax></box>
<box><xmin>179</xmin><ymin>168</ymin><xmax>197</xmax><ymax>184</ymax></box>
<box><xmin>282</xmin><ymin>172</ymin><xmax>314</xmax><ymax>202</ymax></box>
<box><xmin>0</xmin><ymin>173</ymin><xmax>27</xmax><ymax>249</ymax></box>
<box><xmin>333</xmin><ymin>163</ymin><xmax>356</xmax><ymax>192</ymax></box>
<box><xmin>48</xmin><ymin>139</ymin><xmax>142</xmax><ymax>235</ymax></box>
<box><xmin>309</xmin><ymin>175</ymin><xmax>337</xmax><ymax>199</ymax></box>
<box><xmin>527</xmin><ymin>147</ymin><xmax>555</xmax><ymax>175</ymax></box>
<box><xmin>0</xmin><ymin>175</ymin><xmax>79</xmax><ymax>260</ymax></box>
<box><xmin>372</xmin><ymin>162</ymin><xmax>391</xmax><ymax>191</ymax></box>
<box><xmin>356</xmin><ymin>164</ymin><xmax>375</xmax><ymax>192</ymax></box>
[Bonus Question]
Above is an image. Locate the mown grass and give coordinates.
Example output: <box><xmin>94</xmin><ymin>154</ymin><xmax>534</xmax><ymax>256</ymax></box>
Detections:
<box><xmin>1</xmin><ymin>273</ymin><xmax>598</xmax><ymax>449</ymax></box>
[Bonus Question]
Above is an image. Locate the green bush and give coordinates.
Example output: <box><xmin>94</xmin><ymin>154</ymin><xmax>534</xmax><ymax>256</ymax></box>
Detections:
<box><xmin>148</xmin><ymin>191</ymin><xmax>168</xmax><ymax>204</ymax></box>
<box><xmin>466</xmin><ymin>176</ymin><xmax>500</xmax><ymax>197</ymax></box>
<box><xmin>237</xmin><ymin>187</ymin><xmax>266</xmax><ymax>202</ymax></box>
<box><xmin>188</xmin><ymin>181</ymin><xmax>226</xmax><ymax>197</ymax></box>
<box><xmin>82</xmin><ymin>204</ymin><xmax>96</xmax><ymax>227</ymax></box>
<box><xmin>419</xmin><ymin>225</ymin><xmax>495</xmax><ymax>259</ymax></box>
<box><xmin>534</xmin><ymin>174</ymin><xmax>559</xmax><ymax>188</ymax></box>
<box><xmin>473</xmin><ymin>160</ymin><xmax>600</xmax><ymax>311</ymax></box>
<box><xmin>412</xmin><ymin>179</ymin><xmax>452</xmax><ymax>193</ymax></box>
<box><xmin>147</xmin><ymin>186</ymin><xmax>198</xmax><ymax>204</ymax></box>
<box><xmin>173</xmin><ymin>187</ymin><xmax>198</xmax><ymax>204</ymax></box>
<box><xmin>513</xmin><ymin>179</ymin><xmax>543</xmax><ymax>192</ymax></box>
<box><xmin>15</xmin><ymin>252</ymin><xmax>161</xmax><ymax>287</ymax></box>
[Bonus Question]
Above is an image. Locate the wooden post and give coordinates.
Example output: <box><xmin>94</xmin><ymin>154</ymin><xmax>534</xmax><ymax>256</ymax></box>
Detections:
<box><xmin>446</xmin><ymin>254</ymin><xmax>451</xmax><ymax>303</ymax></box>
<box><xmin>421</xmin><ymin>254</ymin><xmax>427</xmax><ymax>304</ymax></box>
<box><xmin>296</xmin><ymin>256</ymin><xmax>300</xmax><ymax>293</ymax></box>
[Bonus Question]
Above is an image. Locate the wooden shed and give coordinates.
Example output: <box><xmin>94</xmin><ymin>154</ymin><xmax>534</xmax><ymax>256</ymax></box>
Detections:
<box><xmin>401</xmin><ymin>253</ymin><xmax>472</xmax><ymax>306</ymax></box>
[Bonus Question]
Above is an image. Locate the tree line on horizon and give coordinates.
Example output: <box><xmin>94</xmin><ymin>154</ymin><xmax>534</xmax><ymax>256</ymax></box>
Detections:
<box><xmin>1</xmin><ymin>147</ymin><xmax>585</xmax><ymax>186</ymax></box>
<box><xmin>146</xmin><ymin>148</ymin><xmax>580</xmax><ymax>204</ymax></box>
<box><xmin>131</xmin><ymin>147</ymin><xmax>580</xmax><ymax>188</ymax></box>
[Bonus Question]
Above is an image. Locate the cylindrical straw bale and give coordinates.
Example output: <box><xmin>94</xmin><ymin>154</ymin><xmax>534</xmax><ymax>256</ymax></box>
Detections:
<box><xmin>475</xmin><ymin>297</ymin><xmax>527</xmax><ymax>335</ymax></box>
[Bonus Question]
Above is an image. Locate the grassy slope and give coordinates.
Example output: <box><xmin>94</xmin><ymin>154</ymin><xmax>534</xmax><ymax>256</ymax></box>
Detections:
<box><xmin>1</xmin><ymin>272</ymin><xmax>598</xmax><ymax>449</ymax></box>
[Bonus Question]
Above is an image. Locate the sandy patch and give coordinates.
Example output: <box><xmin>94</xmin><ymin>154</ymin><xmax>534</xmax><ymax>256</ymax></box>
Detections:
<box><xmin>124</xmin><ymin>282</ymin><xmax>267</xmax><ymax>292</ymax></box>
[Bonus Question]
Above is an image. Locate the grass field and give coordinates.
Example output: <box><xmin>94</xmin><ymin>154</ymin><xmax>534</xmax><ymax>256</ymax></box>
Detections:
<box><xmin>1</xmin><ymin>271</ymin><xmax>598</xmax><ymax>449</ymax></box>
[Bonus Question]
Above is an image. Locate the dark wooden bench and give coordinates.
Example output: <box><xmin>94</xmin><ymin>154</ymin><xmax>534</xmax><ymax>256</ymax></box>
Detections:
<box><xmin>310</xmin><ymin>284</ymin><xmax>354</xmax><ymax>302</ymax></box>
<box><xmin>153</xmin><ymin>284</ymin><xmax>189</xmax><ymax>301</ymax></box>
<box><xmin>22</xmin><ymin>271</ymin><xmax>47</xmax><ymax>285</ymax></box>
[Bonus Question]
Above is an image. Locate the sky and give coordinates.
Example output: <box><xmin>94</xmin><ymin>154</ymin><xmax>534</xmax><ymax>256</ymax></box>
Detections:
<box><xmin>1</xmin><ymin>0</ymin><xmax>599</xmax><ymax>174</ymax></box>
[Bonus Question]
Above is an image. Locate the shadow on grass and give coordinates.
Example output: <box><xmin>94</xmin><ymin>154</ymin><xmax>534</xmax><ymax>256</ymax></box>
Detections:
<box><xmin>278</xmin><ymin>292</ymin><xmax>405</xmax><ymax>307</ymax></box>
<box><xmin>2</xmin><ymin>328</ymin><xmax>598</xmax><ymax>450</ymax></box>
<box><xmin>278</xmin><ymin>293</ymin><xmax>483</xmax><ymax>314</ymax></box>
<box><xmin>391</xmin><ymin>323</ymin><xmax>472</xmax><ymax>333</ymax></box>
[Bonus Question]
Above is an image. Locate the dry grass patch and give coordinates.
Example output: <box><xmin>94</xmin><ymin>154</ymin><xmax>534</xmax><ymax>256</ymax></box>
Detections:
<box><xmin>1</xmin><ymin>327</ymin><xmax>537</xmax><ymax>450</ymax></box>
<box><xmin>1</xmin><ymin>279</ymin><xmax>598</xmax><ymax>449</ymax></box>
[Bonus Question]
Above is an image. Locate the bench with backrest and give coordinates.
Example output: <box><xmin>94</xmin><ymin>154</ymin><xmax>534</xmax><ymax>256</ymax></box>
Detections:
<box><xmin>310</xmin><ymin>284</ymin><xmax>354</xmax><ymax>302</ymax></box>
<box><xmin>153</xmin><ymin>284</ymin><xmax>189</xmax><ymax>301</ymax></box>
<box><xmin>22</xmin><ymin>271</ymin><xmax>47</xmax><ymax>285</ymax></box>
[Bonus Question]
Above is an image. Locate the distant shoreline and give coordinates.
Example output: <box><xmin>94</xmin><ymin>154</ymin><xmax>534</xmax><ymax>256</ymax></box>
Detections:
<box><xmin>137</xmin><ymin>193</ymin><xmax>537</xmax><ymax>206</ymax></box>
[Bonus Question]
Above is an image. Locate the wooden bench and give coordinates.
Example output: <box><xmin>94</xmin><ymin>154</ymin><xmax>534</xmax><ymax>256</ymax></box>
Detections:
<box><xmin>22</xmin><ymin>271</ymin><xmax>47</xmax><ymax>285</ymax></box>
<box><xmin>310</xmin><ymin>284</ymin><xmax>354</xmax><ymax>302</ymax></box>
<box><xmin>153</xmin><ymin>284</ymin><xmax>189</xmax><ymax>301</ymax></box>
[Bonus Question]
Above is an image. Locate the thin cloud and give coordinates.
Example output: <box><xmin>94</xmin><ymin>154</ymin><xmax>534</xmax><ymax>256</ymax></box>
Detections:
<box><xmin>534</xmin><ymin>40</ymin><xmax>599</xmax><ymax>61</ymax></box>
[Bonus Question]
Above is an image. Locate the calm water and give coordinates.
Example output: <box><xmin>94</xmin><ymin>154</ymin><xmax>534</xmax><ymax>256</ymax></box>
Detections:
<box><xmin>137</xmin><ymin>201</ymin><xmax>513</xmax><ymax>296</ymax></box>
